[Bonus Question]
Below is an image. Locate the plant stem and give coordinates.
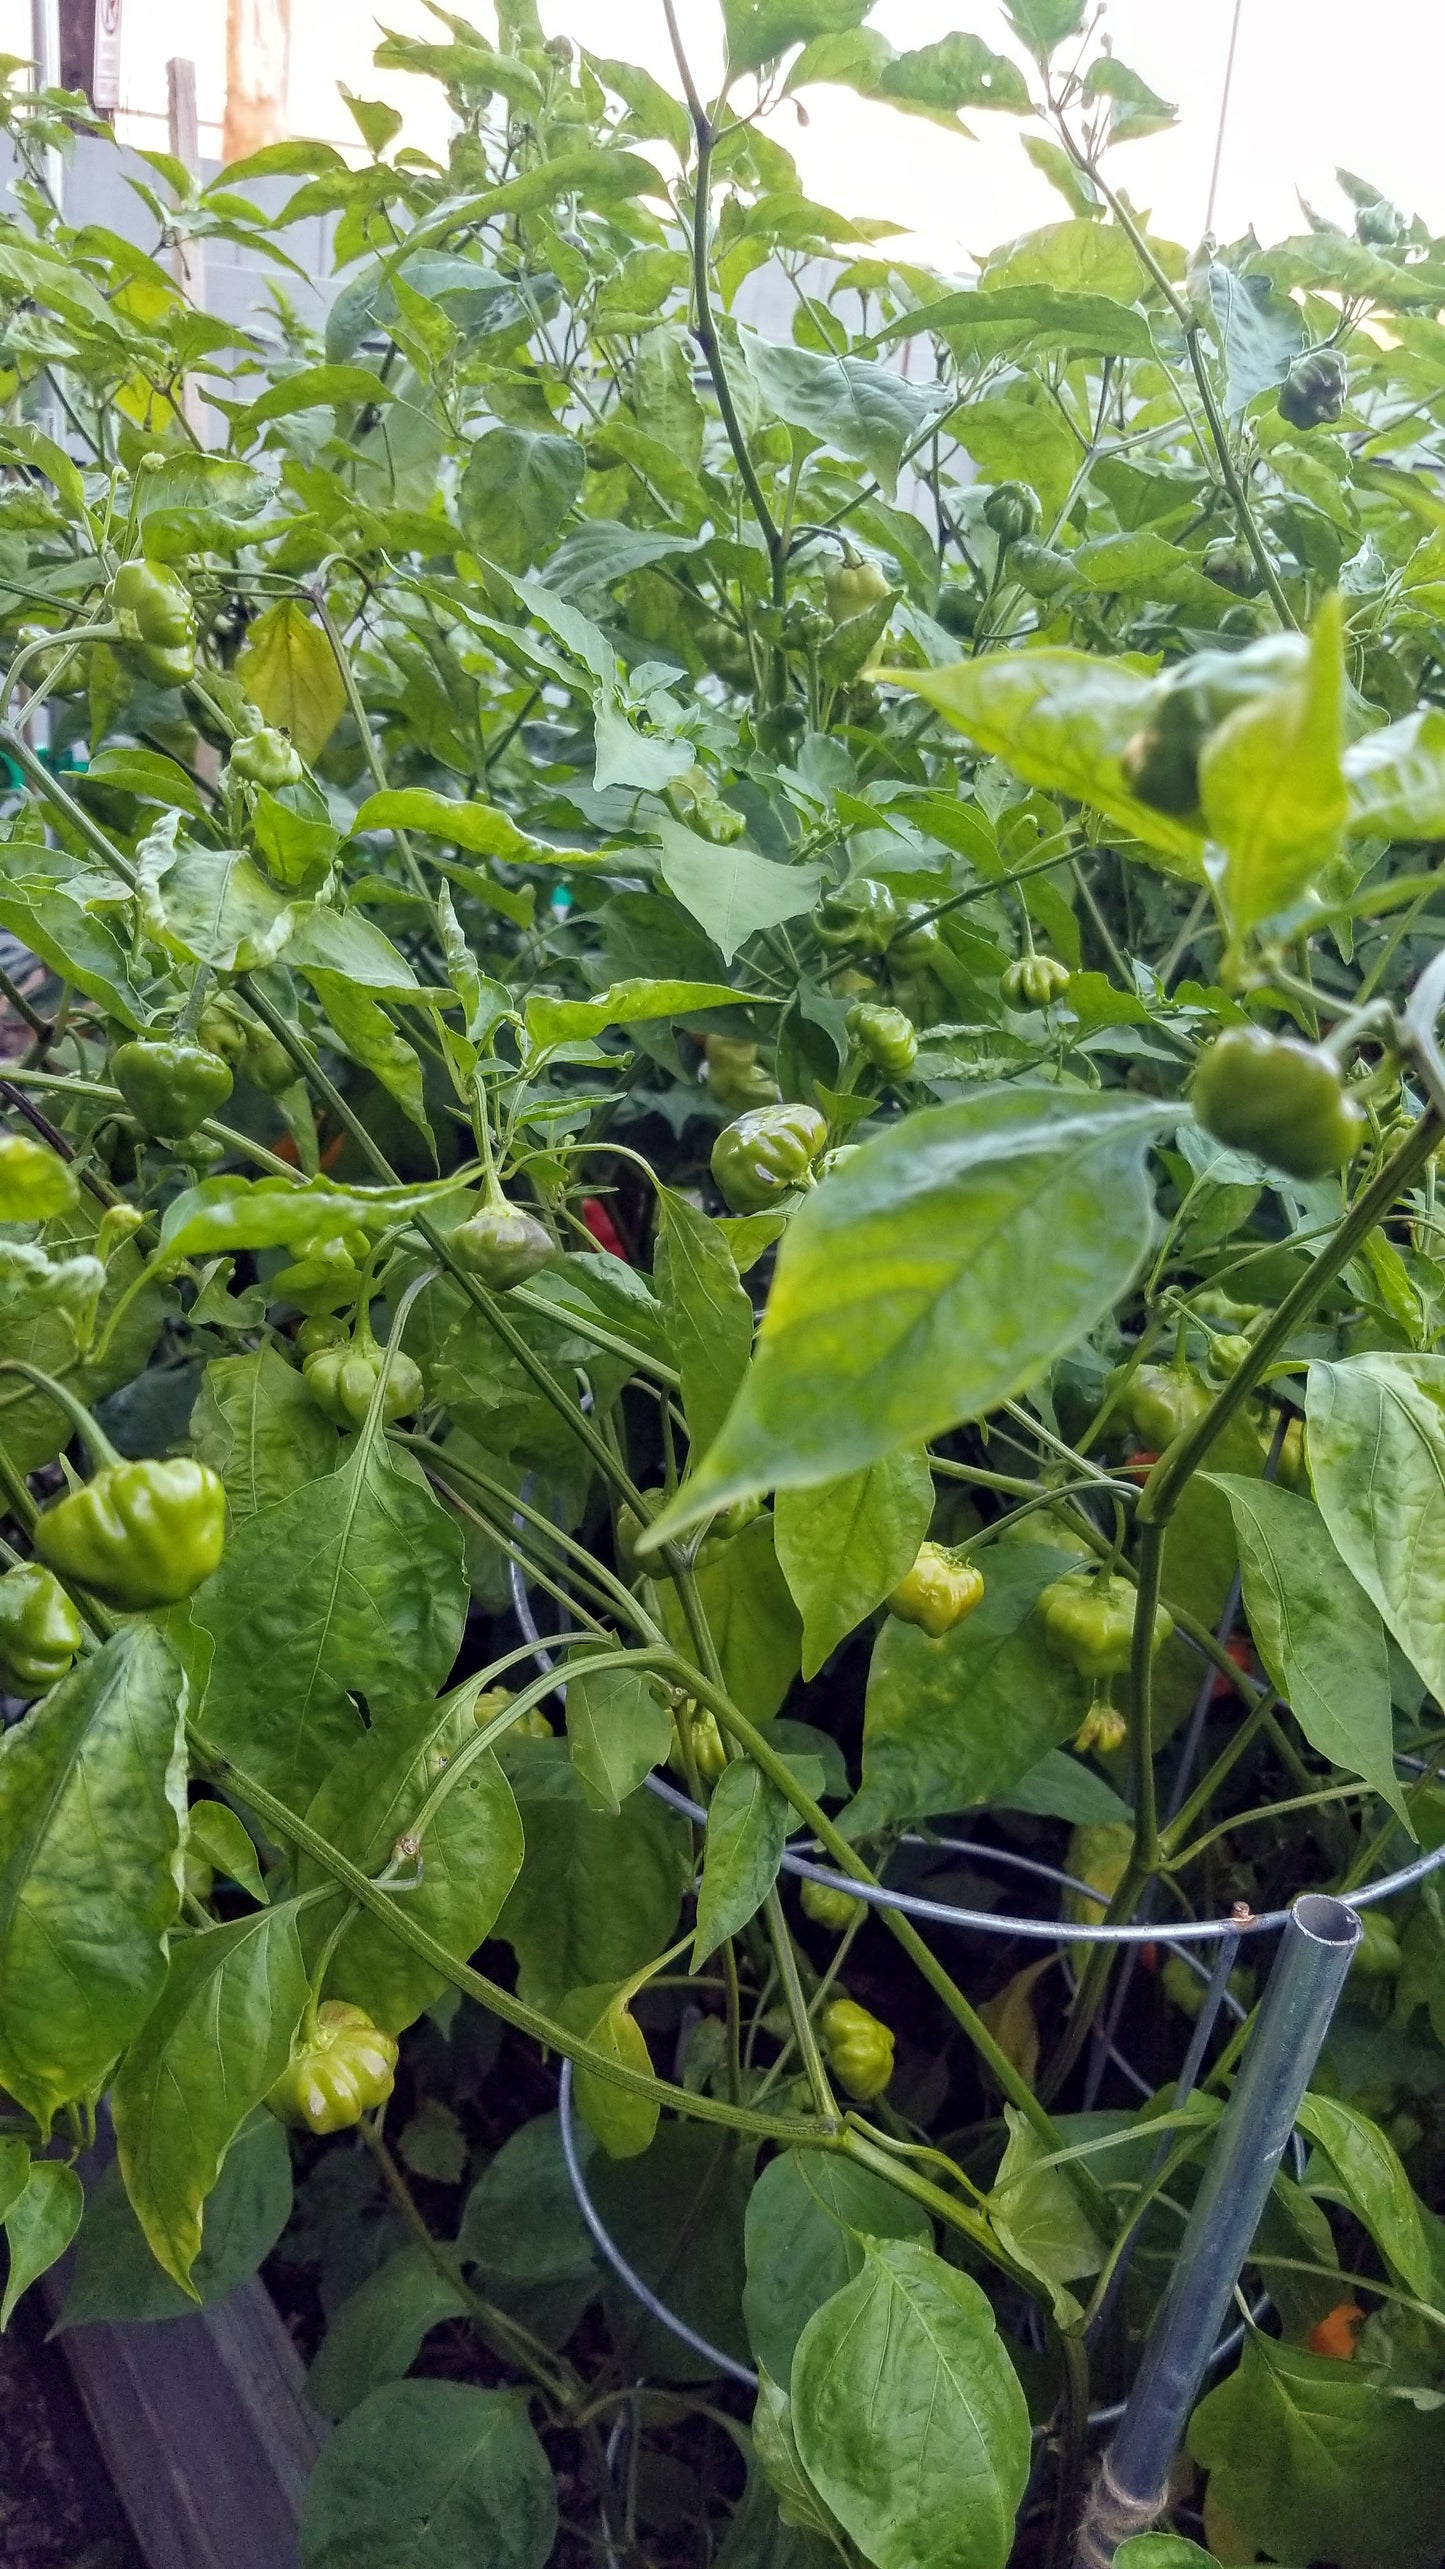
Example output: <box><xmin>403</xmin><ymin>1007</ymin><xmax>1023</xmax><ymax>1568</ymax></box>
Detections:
<box><xmin>661</xmin><ymin>1</ymin><xmax>780</xmax><ymax>569</ymax></box>
<box><xmin>187</xmin><ymin>1720</ymin><xmax>826</xmax><ymax>2151</ymax></box>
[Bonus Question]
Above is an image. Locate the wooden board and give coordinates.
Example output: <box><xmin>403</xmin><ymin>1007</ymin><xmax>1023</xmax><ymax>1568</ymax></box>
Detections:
<box><xmin>43</xmin><ymin>2267</ymin><xmax>325</xmax><ymax>2569</ymax></box>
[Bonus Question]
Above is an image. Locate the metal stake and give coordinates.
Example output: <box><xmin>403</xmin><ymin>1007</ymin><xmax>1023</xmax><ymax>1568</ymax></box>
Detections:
<box><xmin>1073</xmin><ymin>1893</ymin><xmax>1361</xmax><ymax>2567</ymax></box>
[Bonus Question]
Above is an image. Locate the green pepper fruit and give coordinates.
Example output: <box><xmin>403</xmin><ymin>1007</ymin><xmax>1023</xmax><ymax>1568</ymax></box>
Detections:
<box><xmin>934</xmin><ymin>586</ymin><xmax>980</xmax><ymax>638</ymax></box>
<box><xmin>1193</xmin><ymin>1028</ymin><xmax>1366</xmax><ymax>1179</ymax></box>
<box><xmin>34</xmin><ymin>1457</ymin><xmax>227</xmax><ymax>1608</ymax></box>
<box><xmin>1064</xmin><ymin>1821</ymin><xmax>1134</xmax><ymax>1968</ymax></box>
<box><xmin>0</xmin><ymin>1563</ymin><xmax>83</xmax><ymax>1696</ymax></box>
<box><xmin>1192</xmin><ymin>1288</ymin><xmax>1261</xmax><ymax>1327</ymax></box>
<box><xmin>1278</xmin><ymin>346</ymin><xmax>1347</xmax><ymax>429</ymax></box>
<box><xmin>824</xmin><ymin>551</ymin><xmax>890</xmax><ymax>622</ymax></box>
<box><xmin>887</xmin><ymin>1541</ymin><xmax>985</xmax><ymax>1639</ymax></box>
<box><xmin>1120</xmin><ymin>632</ymin><xmax>1306</xmax><ymax>818</ymax></box>
<box><xmin>13</xmin><ymin>622</ymin><xmax>86</xmax><ymax>696</ymax></box>
<box><xmin>1001</xmin><ymin>954</ymin><xmax>1071</xmax><ymax>1009</ymax></box>
<box><xmin>782</xmin><ymin>599</ymin><xmax>832</xmax><ymax>651</ymax></box>
<box><xmin>271</xmin><ymin>1227</ymin><xmax>370</xmax><ymax>1315</ymax></box>
<box><xmin>266</xmin><ymin>2001</ymin><xmax>399</xmax><ymax>2135</ymax></box>
<box><xmin>693</xmin><ymin>796</ymin><xmax>747</xmax><ymax>845</ymax></box>
<box><xmin>229</xmin><ymin>724</ymin><xmax>304</xmax><ymax>788</ymax></box>
<box><xmin>296</xmin><ymin>1313</ymin><xmax>349</xmax><ymax>1358</ymax></box>
<box><xmin>703</xmin><ymin>1032</ymin><xmax>779</xmax><ymax>1109</ymax></box>
<box><xmin>821</xmin><ymin>1997</ymin><xmax>893</xmax><ymax>2101</ymax></box>
<box><xmin>847</xmin><ymin>1001</ymin><xmax>918</xmax><ymax>1079</ymax></box>
<box><xmin>697</xmin><ymin>620</ymin><xmax>753</xmax><ymax>686</ymax></box>
<box><xmin>1118</xmin><ymin>1361</ymin><xmax>1212</xmax><ymax>1449</ymax></box>
<box><xmin>112</xmin><ymin>1036</ymin><xmax>233</xmax><ymax>1141</ymax></box>
<box><xmin>0</xmin><ymin>1131</ymin><xmax>79</xmax><ymax>1221</ymax></box>
<box><xmin>801</xmin><ymin>1876</ymin><xmax>862</xmax><ymax>1933</ymax></box>
<box><xmin>891</xmin><ymin>904</ymin><xmax>945</xmax><ymax>970</ymax></box>
<box><xmin>450</xmin><ymin>1200</ymin><xmax>555</xmax><ymax>1289</ymax></box>
<box><xmin>110</xmin><ymin>559</ymin><xmax>196</xmax><ymax>687</ymax></box>
<box><xmin>1205</xmin><ymin>1330</ymin><xmax>1255</xmax><ymax>1379</ymax></box>
<box><xmin>982</xmin><ymin>482</ymin><xmax>1041</xmax><ymax>545</ymax></box>
<box><xmin>711</xmin><ymin>1102</ymin><xmax>828</xmax><ymax>1214</ymax></box>
<box><xmin>303</xmin><ymin>1343</ymin><xmax>424</xmax><ymax>1430</ymax></box>
<box><xmin>1202</xmin><ymin>538</ymin><xmax>1263</xmax><ymax>597</ymax></box>
<box><xmin>199</xmin><ymin>997</ymin><xmax>296</xmax><ymax>1096</ymax></box>
<box><xmin>667</xmin><ymin>1698</ymin><xmax>728</xmax><ymax>1782</ymax></box>
<box><xmin>1037</xmin><ymin>1569</ymin><xmax>1173</xmax><ymax>1685</ymax></box>
<box><xmin>813</xmin><ymin>877</ymin><xmax>899</xmax><ymax>954</ymax></box>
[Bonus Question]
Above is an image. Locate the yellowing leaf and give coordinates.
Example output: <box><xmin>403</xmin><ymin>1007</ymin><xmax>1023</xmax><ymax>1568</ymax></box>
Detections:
<box><xmin>236</xmin><ymin>601</ymin><xmax>346</xmax><ymax>763</ymax></box>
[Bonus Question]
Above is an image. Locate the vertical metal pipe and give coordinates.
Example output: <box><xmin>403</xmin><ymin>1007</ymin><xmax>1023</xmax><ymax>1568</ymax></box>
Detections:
<box><xmin>29</xmin><ymin>0</ymin><xmax>65</xmax><ymax>213</ymax></box>
<box><xmin>1074</xmin><ymin>1894</ymin><xmax>1361</xmax><ymax>2567</ymax></box>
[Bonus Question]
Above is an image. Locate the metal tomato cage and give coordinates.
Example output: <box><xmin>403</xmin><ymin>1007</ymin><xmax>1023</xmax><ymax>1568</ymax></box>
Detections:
<box><xmin>509</xmin><ymin>1535</ymin><xmax>1445</xmax><ymax>2561</ymax></box>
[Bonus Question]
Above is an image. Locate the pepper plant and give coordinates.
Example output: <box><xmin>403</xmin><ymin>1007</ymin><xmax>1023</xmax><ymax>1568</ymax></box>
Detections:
<box><xmin>5</xmin><ymin>5</ymin><xmax>1445</xmax><ymax>2565</ymax></box>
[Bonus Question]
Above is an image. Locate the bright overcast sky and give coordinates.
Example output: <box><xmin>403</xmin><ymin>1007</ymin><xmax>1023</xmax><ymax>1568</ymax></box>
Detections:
<box><xmin>536</xmin><ymin>0</ymin><xmax>1445</xmax><ymax>265</ymax></box>
<box><xmin>5</xmin><ymin>0</ymin><xmax>1444</xmax><ymax>267</ymax></box>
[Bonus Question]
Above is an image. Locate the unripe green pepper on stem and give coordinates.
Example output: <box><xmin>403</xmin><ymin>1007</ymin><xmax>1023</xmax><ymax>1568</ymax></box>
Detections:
<box><xmin>1193</xmin><ymin>1027</ymin><xmax>1366</xmax><ymax>1180</ymax></box>
<box><xmin>111</xmin><ymin>1035</ymin><xmax>233</xmax><ymax>1141</ymax></box>
<box><xmin>887</xmin><ymin>1542</ymin><xmax>984</xmax><ymax>1638</ymax></box>
<box><xmin>0</xmin><ymin>1360</ymin><xmax>227</xmax><ymax>1611</ymax></box>
<box><xmin>266</xmin><ymin>2000</ymin><xmax>398</xmax><ymax>2134</ymax></box>
<box><xmin>820</xmin><ymin>1997</ymin><xmax>893</xmax><ymax>2100</ymax></box>
<box><xmin>711</xmin><ymin>1101</ymin><xmax>828</xmax><ymax>1214</ymax></box>
<box><xmin>0</xmin><ymin>1562</ymin><xmax>83</xmax><ymax>1694</ymax></box>
<box><xmin>109</xmin><ymin>559</ymin><xmax>196</xmax><ymax>688</ymax></box>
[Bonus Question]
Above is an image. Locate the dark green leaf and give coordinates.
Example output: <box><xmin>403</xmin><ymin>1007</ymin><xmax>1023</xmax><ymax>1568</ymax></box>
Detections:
<box><xmin>2</xmin><ymin>2161</ymin><xmax>83</xmax><ymax>2329</ymax></box>
<box><xmin>112</xmin><ymin>1903</ymin><xmax>309</xmax><ymax>2292</ymax></box>
<box><xmin>589</xmin><ymin>2121</ymin><xmax>754</xmax><ymax>2381</ymax></box>
<box><xmin>656</xmin><ymin>1187</ymin><xmax>755</xmax><ymax>1461</ymax></box>
<box><xmin>308</xmin><ymin>2247</ymin><xmax>469</xmax><ymax>2422</ymax></box>
<box><xmin>495</xmin><ymin>1745</ymin><xmax>690</xmax><ymax>2012</ymax></box>
<box><xmin>1188</xmin><ymin>2328</ymin><xmax>1445</xmax><ymax>2569</ymax></box>
<box><xmin>775</xmin><ymin>1450</ymin><xmax>934</xmax><ymax>1678</ymax></box>
<box><xmin>649</xmin><ymin>1092</ymin><xmax>1167</xmax><ymax>1531</ymax></box>
<box><xmin>791</xmin><ymin>2239</ymin><xmax>1031</xmax><ymax>2569</ymax></box>
<box><xmin>694</xmin><ymin>1758</ymin><xmax>791</xmax><ymax>1964</ymax></box>
<box><xmin>743</xmin><ymin>2148</ymin><xmax>930</xmax><ymax>2384</ymax></box>
<box><xmin>60</xmin><ymin>2112</ymin><xmax>291</xmax><ymax>2325</ymax></box>
<box><xmin>846</xmin><ymin>1543</ymin><xmax>1086</xmax><ymax>1833</ymax></box>
<box><xmin>660</xmin><ymin>1515</ymin><xmax>803</xmax><ymax>1722</ymax></box>
<box><xmin>656</xmin><ymin>820</ymin><xmax>825</xmax><ymax>964</ymax></box>
<box><xmin>459</xmin><ymin>427</ymin><xmax>584</xmax><ymax>573</ymax></box>
<box><xmin>1207</xmin><ymin>1476</ymin><xmax>1404</xmax><ymax>1820</ymax></box>
<box><xmin>566</xmin><ymin>1658</ymin><xmax>674</xmax><ymax>1815</ymax></box>
<box><xmin>190</xmin><ymin>1435</ymin><xmax>469</xmax><ymax>1808</ymax></box>
<box><xmin>299</xmin><ymin>2379</ymin><xmax>557</xmax><ymax>2569</ymax></box>
<box><xmin>299</xmin><ymin>1684</ymin><xmax>523</xmax><ymax>2032</ymax></box>
<box><xmin>0</xmin><ymin>1627</ymin><xmax>186</xmax><ymax>2133</ymax></box>
<box><xmin>190</xmin><ymin>1346</ymin><xmax>340</xmax><ymax>1524</ymax></box>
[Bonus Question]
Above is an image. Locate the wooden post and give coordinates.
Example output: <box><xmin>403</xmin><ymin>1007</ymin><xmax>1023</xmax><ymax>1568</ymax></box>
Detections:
<box><xmin>167</xmin><ymin>55</ymin><xmax>208</xmax><ymax>442</ymax></box>
<box><xmin>223</xmin><ymin>0</ymin><xmax>290</xmax><ymax>163</ymax></box>
<box><xmin>58</xmin><ymin>0</ymin><xmax>121</xmax><ymax>113</ymax></box>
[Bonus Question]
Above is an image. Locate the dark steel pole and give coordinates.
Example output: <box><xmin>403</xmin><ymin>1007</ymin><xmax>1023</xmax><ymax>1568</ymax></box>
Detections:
<box><xmin>1074</xmin><ymin>1893</ymin><xmax>1361</xmax><ymax>2567</ymax></box>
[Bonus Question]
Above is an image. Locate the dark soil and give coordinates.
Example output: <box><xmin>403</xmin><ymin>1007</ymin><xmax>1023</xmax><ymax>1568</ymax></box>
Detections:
<box><xmin>0</xmin><ymin>2299</ymin><xmax>142</xmax><ymax>2569</ymax></box>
